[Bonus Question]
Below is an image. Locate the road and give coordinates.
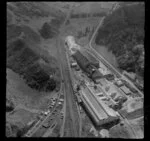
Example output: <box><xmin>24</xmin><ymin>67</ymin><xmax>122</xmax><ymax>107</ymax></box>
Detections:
<box><xmin>25</xmin><ymin>35</ymin><xmax>65</xmax><ymax>137</ymax></box>
<box><xmin>87</xmin><ymin>2</ymin><xmax>143</xmax><ymax>97</ymax></box>
<box><xmin>25</xmin><ymin>5</ymin><xmax>81</xmax><ymax>137</ymax></box>
<box><xmin>89</xmin><ymin>2</ymin><xmax>118</xmax><ymax>47</ymax></box>
<box><xmin>42</xmin><ymin>121</ymin><xmax>56</xmax><ymax>137</ymax></box>
<box><xmin>26</xmin><ymin>2</ymin><xmax>141</xmax><ymax>137</ymax></box>
<box><xmin>86</xmin><ymin>2</ymin><xmax>143</xmax><ymax>138</ymax></box>
<box><xmin>25</xmin><ymin>83</ymin><xmax>63</xmax><ymax>137</ymax></box>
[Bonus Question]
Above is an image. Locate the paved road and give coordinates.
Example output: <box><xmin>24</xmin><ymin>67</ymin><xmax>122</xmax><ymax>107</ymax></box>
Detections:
<box><xmin>25</xmin><ymin>5</ymin><xmax>79</xmax><ymax>137</ymax></box>
<box><xmin>86</xmin><ymin>3</ymin><xmax>143</xmax><ymax>138</ymax></box>
<box><xmin>87</xmin><ymin>2</ymin><xmax>143</xmax><ymax>98</ymax></box>
<box><xmin>87</xmin><ymin>48</ymin><xmax>143</xmax><ymax>98</ymax></box>
<box><xmin>25</xmin><ymin>85</ymin><xmax>63</xmax><ymax>137</ymax></box>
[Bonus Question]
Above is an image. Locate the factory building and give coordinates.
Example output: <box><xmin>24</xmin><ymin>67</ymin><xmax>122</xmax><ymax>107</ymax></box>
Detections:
<box><xmin>72</xmin><ymin>50</ymin><xmax>103</xmax><ymax>83</ymax></box>
<box><xmin>72</xmin><ymin>50</ymin><xmax>90</xmax><ymax>72</ymax></box>
<box><xmin>72</xmin><ymin>50</ymin><xmax>99</xmax><ymax>71</ymax></box>
<box><xmin>120</xmin><ymin>86</ymin><xmax>131</xmax><ymax>95</ymax></box>
<box><xmin>80</xmin><ymin>49</ymin><xmax>99</xmax><ymax>68</ymax></box>
<box><xmin>80</xmin><ymin>87</ymin><xmax>119</xmax><ymax>127</ymax></box>
<box><xmin>104</xmin><ymin>74</ymin><xmax>115</xmax><ymax>81</ymax></box>
<box><xmin>90</xmin><ymin>70</ymin><xmax>104</xmax><ymax>83</ymax></box>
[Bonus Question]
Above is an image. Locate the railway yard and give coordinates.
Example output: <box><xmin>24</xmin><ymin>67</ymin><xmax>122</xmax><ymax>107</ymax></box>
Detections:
<box><xmin>22</xmin><ymin>28</ymin><xmax>143</xmax><ymax>138</ymax></box>
<box><xmin>63</xmin><ymin>32</ymin><xmax>144</xmax><ymax>138</ymax></box>
<box><xmin>25</xmin><ymin>20</ymin><xmax>143</xmax><ymax>138</ymax></box>
<box><xmin>7</xmin><ymin>2</ymin><xmax>144</xmax><ymax>138</ymax></box>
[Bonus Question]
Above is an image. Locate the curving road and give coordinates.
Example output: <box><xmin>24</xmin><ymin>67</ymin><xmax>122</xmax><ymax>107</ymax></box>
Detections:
<box><xmin>85</xmin><ymin>2</ymin><xmax>143</xmax><ymax>138</ymax></box>
<box><xmin>87</xmin><ymin>2</ymin><xmax>143</xmax><ymax>97</ymax></box>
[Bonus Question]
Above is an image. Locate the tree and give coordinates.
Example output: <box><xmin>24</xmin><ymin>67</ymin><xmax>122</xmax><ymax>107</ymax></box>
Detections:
<box><xmin>66</xmin><ymin>20</ymin><xmax>70</xmax><ymax>25</ymax></box>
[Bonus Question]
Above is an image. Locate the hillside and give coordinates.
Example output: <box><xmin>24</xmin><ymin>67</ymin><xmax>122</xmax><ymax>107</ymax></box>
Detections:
<box><xmin>7</xmin><ymin>2</ymin><xmax>62</xmax><ymax>93</ymax></box>
<box><xmin>95</xmin><ymin>3</ymin><xmax>145</xmax><ymax>79</ymax></box>
<box><xmin>6</xmin><ymin>2</ymin><xmax>65</xmax><ymax>137</ymax></box>
<box><xmin>7</xmin><ymin>2</ymin><xmax>65</xmax><ymax>20</ymax></box>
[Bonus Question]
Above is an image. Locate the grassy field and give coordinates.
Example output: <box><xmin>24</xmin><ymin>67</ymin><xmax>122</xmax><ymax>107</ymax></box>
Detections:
<box><xmin>72</xmin><ymin>2</ymin><xmax>113</xmax><ymax>14</ymax></box>
<box><xmin>6</xmin><ymin>2</ymin><xmax>119</xmax><ymax>137</ymax></box>
<box><xmin>6</xmin><ymin>108</ymin><xmax>37</xmax><ymax>126</ymax></box>
<box><xmin>128</xmin><ymin>117</ymin><xmax>144</xmax><ymax>138</ymax></box>
<box><xmin>109</xmin><ymin>123</ymin><xmax>134</xmax><ymax>138</ymax></box>
<box><xmin>93</xmin><ymin>44</ymin><xmax>119</xmax><ymax>70</ymax></box>
<box><xmin>7</xmin><ymin>68</ymin><xmax>56</xmax><ymax>111</ymax></box>
<box><xmin>61</xmin><ymin>17</ymin><xmax>100</xmax><ymax>47</ymax></box>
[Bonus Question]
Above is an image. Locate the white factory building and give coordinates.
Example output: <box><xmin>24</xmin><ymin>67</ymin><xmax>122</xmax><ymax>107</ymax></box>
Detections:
<box><xmin>65</xmin><ymin>36</ymin><xmax>81</xmax><ymax>54</ymax></box>
<box><xmin>80</xmin><ymin>86</ymin><xmax>119</xmax><ymax>127</ymax></box>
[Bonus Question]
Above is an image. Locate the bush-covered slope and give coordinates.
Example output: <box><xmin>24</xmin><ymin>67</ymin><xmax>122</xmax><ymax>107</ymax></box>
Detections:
<box><xmin>6</xmin><ymin>2</ymin><xmax>63</xmax><ymax>137</ymax></box>
<box><xmin>39</xmin><ymin>20</ymin><xmax>61</xmax><ymax>39</ymax></box>
<box><xmin>95</xmin><ymin>3</ymin><xmax>144</xmax><ymax>77</ymax></box>
<box><xmin>7</xmin><ymin>39</ymin><xmax>60</xmax><ymax>92</ymax></box>
<box><xmin>7</xmin><ymin>2</ymin><xmax>65</xmax><ymax>19</ymax></box>
<box><xmin>7</xmin><ymin>24</ymin><xmax>41</xmax><ymax>44</ymax></box>
<box><xmin>6</xmin><ymin>2</ymin><xmax>62</xmax><ymax>93</ymax></box>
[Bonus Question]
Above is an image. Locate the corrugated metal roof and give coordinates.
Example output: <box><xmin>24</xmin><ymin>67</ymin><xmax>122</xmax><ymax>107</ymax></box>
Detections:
<box><xmin>80</xmin><ymin>49</ymin><xmax>99</xmax><ymax>68</ymax></box>
<box><xmin>120</xmin><ymin>86</ymin><xmax>130</xmax><ymax>94</ymax></box>
<box><xmin>72</xmin><ymin>50</ymin><xmax>90</xmax><ymax>69</ymax></box>
<box><xmin>82</xmin><ymin>88</ymin><xmax>108</xmax><ymax>120</ymax></box>
<box><xmin>91</xmin><ymin>70</ymin><xmax>103</xmax><ymax>79</ymax></box>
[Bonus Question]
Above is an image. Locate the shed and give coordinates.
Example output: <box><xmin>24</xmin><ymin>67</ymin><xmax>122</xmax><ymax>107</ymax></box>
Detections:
<box><xmin>104</xmin><ymin>74</ymin><xmax>114</xmax><ymax>81</ymax></box>
<box><xmin>120</xmin><ymin>86</ymin><xmax>131</xmax><ymax>95</ymax></box>
<box><xmin>91</xmin><ymin>70</ymin><xmax>103</xmax><ymax>83</ymax></box>
<box><xmin>72</xmin><ymin>50</ymin><xmax>90</xmax><ymax>71</ymax></box>
<box><xmin>42</xmin><ymin>122</ymin><xmax>50</xmax><ymax>128</ymax></box>
<box><xmin>115</xmin><ymin>80</ymin><xmax>123</xmax><ymax>87</ymax></box>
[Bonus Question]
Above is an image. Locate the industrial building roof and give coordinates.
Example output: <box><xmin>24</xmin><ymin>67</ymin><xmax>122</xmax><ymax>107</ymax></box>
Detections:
<box><xmin>107</xmin><ymin>84</ymin><xmax>118</xmax><ymax>94</ymax></box>
<box><xmin>82</xmin><ymin>88</ymin><xmax>108</xmax><ymax>120</ymax></box>
<box><xmin>120</xmin><ymin>86</ymin><xmax>131</xmax><ymax>94</ymax></box>
<box><xmin>87</xmin><ymin>85</ymin><xmax>118</xmax><ymax>117</ymax></box>
<box><xmin>72</xmin><ymin>50</ymin><xmax>90</xmax><ymax>69</ymax></box>
<box><xmin>116</xmin><ymin>80</ymin><xmax>123</xmax><ymax>86</ymax></box>
<box><xmin>98</xmin><ymin>98</ymin><xmax>118</xmax><ymax>117</ymax></box>
<box><xmin>87</xmin><ymin>85</ymin><xmax>103</xmax><ymax>94</ymax></box>
<box><xmin>99</xmin><ymin>78</ymin><xmax>108</xmax><ymax>86</ymax></box>
<box><xmin>91</xmin><ymin>70</ymin><xmax>103</xmax><ymax>79</ymax></box>
<box><xmin>80</xmin><ymin>49</ymin><xmax>99</xmax><ymax>68</ymax></box>
<box><xmin>81</xmin><ymin>88</ymin><xmax>119</xmax><ymax>126</ymax></box>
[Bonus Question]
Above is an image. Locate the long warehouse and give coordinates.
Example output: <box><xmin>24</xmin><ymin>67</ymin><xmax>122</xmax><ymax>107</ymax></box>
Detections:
<box><xmin>80</xmin><ymin>87</ymin><xmax>119</xmax><ymax>127</ymax></box>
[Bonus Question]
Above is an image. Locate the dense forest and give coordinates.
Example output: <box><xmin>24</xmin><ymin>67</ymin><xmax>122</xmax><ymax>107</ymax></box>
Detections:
<box><xmin>6</xmin><ymin>2</ymin><xmax>62</xmax><ymax>93</ymax></box>
<box><xmin>70</xmin><ymin>12</ymin><xmax>106</xmax><ymax>18</ymax></box>
<box><xmin>7</xmin><ymin>39</ymin><xmax>60</xmax><ymax>92</ymax></box>
<box><xmin>39</xmin><ymin>18</ymin><xmax>62</xmax><ymax>39</ymax></box>
<box><xmin>95</xmin><ymin>3</ymin><xmax>144</xmax><ymax>78</ymax></box>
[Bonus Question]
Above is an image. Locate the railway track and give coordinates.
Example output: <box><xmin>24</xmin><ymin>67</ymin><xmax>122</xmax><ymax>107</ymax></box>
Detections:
<box><xmin>55</xmin><ymin>37</ymin><xmax>80</xmax><ymax>137</ymax></box>
<box><xmin>66</xmin><ymin>52</ymin><xmax>81</xmax><ymax>136</ymax></box>
<box><xmin>25</xmin><ymin>89</ymin><xmax>62</xmax><ymax>137</ymax></box>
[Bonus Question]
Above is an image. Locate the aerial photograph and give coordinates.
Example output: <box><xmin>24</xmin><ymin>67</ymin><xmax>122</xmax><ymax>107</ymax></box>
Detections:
<box><xmin>6</xmin><ymin>2</ymin><xmax>144</xmax><ymax>138</ymax></box>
